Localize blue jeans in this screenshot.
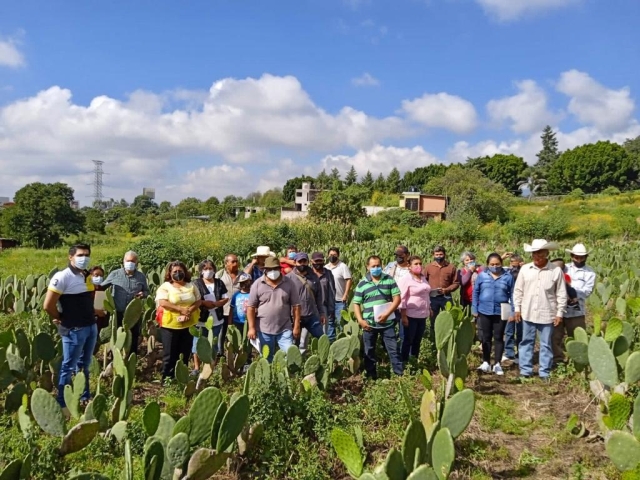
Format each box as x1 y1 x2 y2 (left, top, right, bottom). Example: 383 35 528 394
57 324 98 406
363 325 403 378
519 321 553 378
325 302 343 342
258 330 294 363
300 314 326 353
192 324 223 354
401 317 426 362
504 320 523 358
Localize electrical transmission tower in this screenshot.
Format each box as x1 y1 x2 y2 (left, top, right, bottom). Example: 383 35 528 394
91 160 105 207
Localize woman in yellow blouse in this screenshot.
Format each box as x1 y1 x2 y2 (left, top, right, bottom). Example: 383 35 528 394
155 261 202 380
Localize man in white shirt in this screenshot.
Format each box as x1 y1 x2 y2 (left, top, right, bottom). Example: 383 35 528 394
552 243 596 365
514 239 568 380
325 247 352 331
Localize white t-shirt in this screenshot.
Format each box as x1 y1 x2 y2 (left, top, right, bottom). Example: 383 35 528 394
325 261 352 300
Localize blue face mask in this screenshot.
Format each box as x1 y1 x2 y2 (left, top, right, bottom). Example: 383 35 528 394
75 256 90 270
467 262 476 268
370 266 382 277
124 261 136 271
489 266 502 274
288 252 297 260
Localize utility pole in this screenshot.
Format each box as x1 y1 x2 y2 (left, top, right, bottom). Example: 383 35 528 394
91 160 105 208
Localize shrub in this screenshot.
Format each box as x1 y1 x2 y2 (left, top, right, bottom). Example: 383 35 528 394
506 208 570 241
601 186 621 196
567 188 585 200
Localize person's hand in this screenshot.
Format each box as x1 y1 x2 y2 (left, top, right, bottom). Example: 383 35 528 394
402 317 409 327
52 318 61 326
377 312 390 323
437 288 444 295
342 296 348 302
554 316 563 327
473 313 478 318
293 324 302 339
358 319 371 331
429 309 434 318
247 327 257 340
502 252 512 259
135 292 144 299
508 316 514 323
251 258 258 265
514 312 521 323
181 307 191 316
320 315 326 325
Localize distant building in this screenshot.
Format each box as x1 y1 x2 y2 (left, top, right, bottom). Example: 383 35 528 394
143 188 156 200
398 192 447 220
294 182 321 212
70 201 80 210
0 196 10 205
0 238 18 251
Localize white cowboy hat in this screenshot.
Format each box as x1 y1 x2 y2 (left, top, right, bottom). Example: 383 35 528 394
251 246 276 258
523 239 559 253
565 243 591 256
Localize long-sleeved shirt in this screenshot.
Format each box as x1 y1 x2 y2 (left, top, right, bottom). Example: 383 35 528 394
102 268 149 313
398 274 431 318
472 270 514 317
514 261 567 324
315 268 336 319
458 267 482 305
286 267 326 318
423 261 460 295
564 263 596 318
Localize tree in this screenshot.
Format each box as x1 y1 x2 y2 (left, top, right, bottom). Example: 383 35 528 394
3 182 85 248
329 168 341 182
401 164 449 192
360 171 374 189
203 196 220 215
130 195 158 216
424 166 512 223
282 175 315 203
260 188 285 207
175 197 204 217
345 166 358 187
465 154 528 194
536 125 560 171
308 186 368 225
245 191 262 204
547 141 638 194
158 201 173 213
315 170 331 190
386 167 402 193
373 173 386 192
84 208 106 234
518 169 548 200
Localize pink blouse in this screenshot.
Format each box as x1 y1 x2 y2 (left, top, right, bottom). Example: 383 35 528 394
398 274 431 318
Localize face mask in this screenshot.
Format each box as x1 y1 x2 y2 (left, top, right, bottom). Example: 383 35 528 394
370 266 382 277
296 265 306 272
172 271 186 282
266 270 281 280
75 256 90 270
489 266 502 274
91 276 103 285
288 252 297 260
124 261 136 271
313 263 323 270
467 262 476 268
240 281 251 291
328 255 338 264
395 255 405 264
434 257 444 263
574 261 586 268
202 270 214 280
411 265 422 274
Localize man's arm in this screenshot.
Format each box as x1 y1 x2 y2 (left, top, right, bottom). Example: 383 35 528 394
574 270 596 300
246 306 257 340
513 269 524 321
243 261 255 275
43 290 62 325
343 278 352 302
444 265 460 293
101 270 117 289
292 304 302 339
353 303 370 331
555 270 568 320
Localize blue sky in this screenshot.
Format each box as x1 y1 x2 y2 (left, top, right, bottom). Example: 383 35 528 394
0 0 638 204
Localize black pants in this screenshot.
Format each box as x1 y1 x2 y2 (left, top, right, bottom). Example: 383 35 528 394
401 317 427 362
477 314 506 364
160 327 193 379
116 311 141 356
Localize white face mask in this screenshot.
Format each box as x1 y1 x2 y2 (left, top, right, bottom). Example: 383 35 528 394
91 276 103 285
266 270 281 280
202 270 214 280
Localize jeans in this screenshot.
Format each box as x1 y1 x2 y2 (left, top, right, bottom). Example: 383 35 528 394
116 311 141 356
326 303 342 343
477 314 506 364
429 296 451 344
519 321 554 378
552 316 586 364
299 314 326 353
362 325 403 378
57 324 98 406
504 320 523 359
160 327 193 379
401 317 426 362
191 324 223 354
258 330 294 363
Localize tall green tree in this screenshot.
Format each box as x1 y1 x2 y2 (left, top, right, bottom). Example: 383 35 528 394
308 186 367 225
360 170 374 189
282 175 315 203
83 208 106 234
203 196 220 214
385 167 402 193
329 168 341 182
175 197 204 217
401 164 449 192
3 182 85 248
518 168 548 200
131 195 158 216
547 141 638 194
260 188 285 207
315 170 331 190
345 166 358 187
373 173 386 192
158 201 173 213
465 154 527 194
536 125 560 171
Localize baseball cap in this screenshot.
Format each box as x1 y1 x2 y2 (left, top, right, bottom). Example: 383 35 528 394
311 252 324 262
237 273 252 283
295 252 309 262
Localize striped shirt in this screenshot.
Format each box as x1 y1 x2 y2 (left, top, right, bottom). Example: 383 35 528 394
352 273 400 328
514 261 567 324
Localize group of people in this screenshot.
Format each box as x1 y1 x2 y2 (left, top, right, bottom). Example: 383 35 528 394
43 237 595 407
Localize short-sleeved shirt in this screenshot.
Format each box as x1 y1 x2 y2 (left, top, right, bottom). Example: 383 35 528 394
48 267 96 328
155 282 201 329
101 268 149 313
325 261 352 300
231 291 251 324
352 273 400 328
247 275 301 335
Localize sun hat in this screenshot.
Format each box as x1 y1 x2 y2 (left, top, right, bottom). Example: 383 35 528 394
251 246 275 258
565 243 591 256
523 239 559 253
264 257 280 268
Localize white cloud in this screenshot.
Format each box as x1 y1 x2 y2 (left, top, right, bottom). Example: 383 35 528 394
0 34 25 68
351 73 380 87
476 0 579 22
447 136 539 164
402 92 478 134
320 144 439 177
487 80 562 133
557 69 636 132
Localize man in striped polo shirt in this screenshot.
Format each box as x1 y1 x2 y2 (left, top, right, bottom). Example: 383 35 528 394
353 255 403 379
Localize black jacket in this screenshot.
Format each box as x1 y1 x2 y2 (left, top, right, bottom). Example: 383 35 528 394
193 278 228 324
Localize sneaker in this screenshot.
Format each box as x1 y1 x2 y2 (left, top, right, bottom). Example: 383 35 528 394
501 355 511 363
478 361 491 373
493 364 504 376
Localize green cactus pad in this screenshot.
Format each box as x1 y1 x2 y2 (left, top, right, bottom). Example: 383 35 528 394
383 448 406 480
401 421 427 473
318 335 330 363
188 387 223 447
175 356 190 385
90 394 106 422
216 394 249 452
210 402 227 449
195 336 212 364
143 401 161 436
432 427 455 480
566 340 589 366
0 459 23 480
112 348 125 377
155 413 176 441
588 335 619 387
455 319 474 356
33 332 56 363
173 415 192 437
329 337 351 363
167 432 191 469
407 465 439 480
143 439 165 480
6 352 26 379
434 311 454 351
286 345 303 372
438 349 450 377
185 448 229 480
60 420 100 456
110 421 127 443
18 403 32 439
605 318 623 343
5 382 27 414
572 327 589 345
633 394 640 441
440 388 475 439
122 298 143 331
31 388 66 437
609 393 632 431
420 390 438 437
304 355 321 375
331 428 363 477
606 431 640 471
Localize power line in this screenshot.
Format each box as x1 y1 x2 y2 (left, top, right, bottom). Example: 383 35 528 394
89 160 108 207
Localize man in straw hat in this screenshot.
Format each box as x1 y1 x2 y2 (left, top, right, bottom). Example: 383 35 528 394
244 246 276 281
513 239 568 380
552 243 596 365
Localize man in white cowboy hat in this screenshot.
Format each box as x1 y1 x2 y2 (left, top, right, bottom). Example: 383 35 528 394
513 239 568 380
244 246 276 281
552 243 596 365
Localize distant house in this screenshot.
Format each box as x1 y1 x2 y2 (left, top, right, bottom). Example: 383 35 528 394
399 192 448 220
294 182 321 212
0 238 18 251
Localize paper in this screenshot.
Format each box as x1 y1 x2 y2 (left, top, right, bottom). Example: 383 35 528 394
250 336 261 354
500 303 512 321
94 291 106 310
373 302 396 322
